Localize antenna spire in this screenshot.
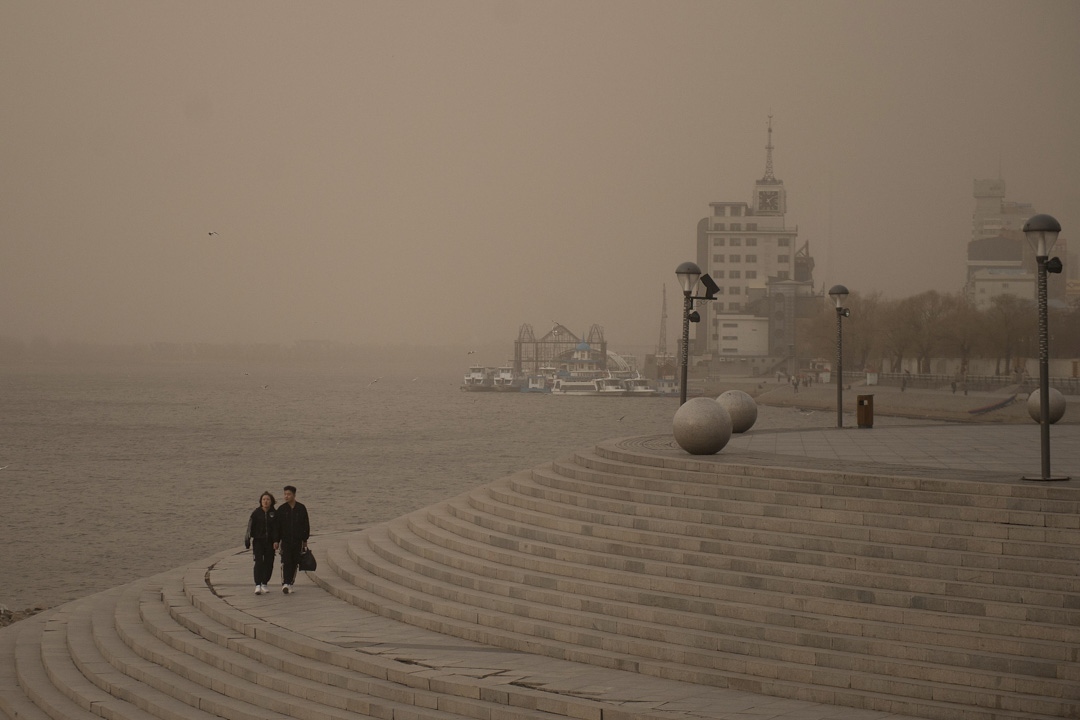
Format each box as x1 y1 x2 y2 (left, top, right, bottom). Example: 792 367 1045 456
762 114 776 182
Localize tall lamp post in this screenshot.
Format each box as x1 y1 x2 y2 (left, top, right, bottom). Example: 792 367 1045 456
828 285 850 429
1021 214 1068 481
675 262 719 405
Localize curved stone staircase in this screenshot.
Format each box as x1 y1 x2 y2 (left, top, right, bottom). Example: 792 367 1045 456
2 435 1078 720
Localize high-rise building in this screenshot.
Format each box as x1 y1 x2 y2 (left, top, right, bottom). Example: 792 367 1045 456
694 117 815 364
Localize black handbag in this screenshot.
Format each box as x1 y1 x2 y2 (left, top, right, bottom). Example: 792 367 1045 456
298 548 317 572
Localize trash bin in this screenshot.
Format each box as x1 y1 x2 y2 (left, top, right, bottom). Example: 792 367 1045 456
857 394 874 428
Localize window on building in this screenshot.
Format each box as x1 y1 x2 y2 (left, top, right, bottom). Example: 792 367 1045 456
722 322 738 328
713 238 725 246
746 270 757 279
730 223 742 231
745 254 757 263
729 254 740 263
730 238 741 247
746 237 757 246
728 302 741 311
778 255 790 263
778 237 791 247
730 286 741 295
730 206 742 217
729 270 740 279
746 223 757 231
713 223 725 231
777 271 789 280
714 270 724 278
712 254 723 263
722 348 738 354
714 207 725 217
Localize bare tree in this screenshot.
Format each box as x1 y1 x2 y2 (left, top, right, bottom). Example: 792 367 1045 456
984 294 1034 375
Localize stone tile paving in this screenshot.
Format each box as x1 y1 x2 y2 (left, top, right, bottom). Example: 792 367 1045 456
632 423 1079 483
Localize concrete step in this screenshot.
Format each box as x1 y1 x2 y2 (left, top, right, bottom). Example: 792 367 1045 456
0 617 53 720
11 610 109 720
371 510 1079 702
326 519 1077 719
447 487 1080 635
511 469 1080 603
145 570 549 720
586 443 1080 518
424 497 1078 645
399 506 1076 666
551 455 1080 551
187 546 660 720
516 469 1079 594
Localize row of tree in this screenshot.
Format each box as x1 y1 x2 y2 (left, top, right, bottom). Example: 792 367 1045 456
799 291 1080 375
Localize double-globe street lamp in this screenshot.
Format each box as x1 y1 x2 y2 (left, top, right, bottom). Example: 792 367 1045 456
675 262 719 405
1021 214 1069 481
828 285 850 429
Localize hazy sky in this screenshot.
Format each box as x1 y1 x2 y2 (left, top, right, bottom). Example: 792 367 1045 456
2 1 1078 354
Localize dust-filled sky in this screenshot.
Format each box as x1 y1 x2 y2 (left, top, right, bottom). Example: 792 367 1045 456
2 1 1078 353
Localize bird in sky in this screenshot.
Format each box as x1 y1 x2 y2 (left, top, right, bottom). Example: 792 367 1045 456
467 350 476 355
208 231 218 236
368 377 381 386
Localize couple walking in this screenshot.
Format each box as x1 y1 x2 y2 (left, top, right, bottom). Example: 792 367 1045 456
243 485 311 595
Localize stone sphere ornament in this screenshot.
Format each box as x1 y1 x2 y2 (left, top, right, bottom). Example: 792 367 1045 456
716 390 758 433
1027 388 1066 424
673 397 733 455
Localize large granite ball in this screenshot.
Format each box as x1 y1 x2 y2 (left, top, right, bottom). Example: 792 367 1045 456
716 390 758 433
673 397 732 455
1027 388 1066 424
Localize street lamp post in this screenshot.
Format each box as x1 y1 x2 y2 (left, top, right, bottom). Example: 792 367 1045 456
1021 214 1068 481
828 285 850 429
675 262 719 405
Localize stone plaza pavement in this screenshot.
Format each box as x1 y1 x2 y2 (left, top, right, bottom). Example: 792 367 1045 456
204 421 1077 720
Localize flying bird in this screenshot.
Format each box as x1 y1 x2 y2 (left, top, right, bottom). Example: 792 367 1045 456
368 377 381 386
208 231 218 236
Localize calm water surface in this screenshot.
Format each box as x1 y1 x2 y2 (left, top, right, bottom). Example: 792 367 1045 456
1 358 845 610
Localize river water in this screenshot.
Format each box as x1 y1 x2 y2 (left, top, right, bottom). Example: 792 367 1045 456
1 358 859 611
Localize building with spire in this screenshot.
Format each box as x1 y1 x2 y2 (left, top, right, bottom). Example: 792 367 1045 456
693 117 816 373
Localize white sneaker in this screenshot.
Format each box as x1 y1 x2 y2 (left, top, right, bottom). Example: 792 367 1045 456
255 585 263 595
282 584 292 594
261 584 269 593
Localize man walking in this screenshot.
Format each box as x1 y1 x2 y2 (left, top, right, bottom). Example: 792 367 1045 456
275 484 310 594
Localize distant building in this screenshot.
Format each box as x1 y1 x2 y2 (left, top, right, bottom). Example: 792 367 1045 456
965 179 1070 308
694 117 816 367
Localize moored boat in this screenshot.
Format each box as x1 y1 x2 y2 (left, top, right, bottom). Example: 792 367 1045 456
460 366 495 391
492 366 524 392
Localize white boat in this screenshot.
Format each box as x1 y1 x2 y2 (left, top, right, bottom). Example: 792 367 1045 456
551 375 626 396
460 366 495 391
623 375 658 396
595 376 628 396
492 366 523 392
521 374 551 393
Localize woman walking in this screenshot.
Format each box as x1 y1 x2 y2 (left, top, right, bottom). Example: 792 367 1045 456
244 491 280 595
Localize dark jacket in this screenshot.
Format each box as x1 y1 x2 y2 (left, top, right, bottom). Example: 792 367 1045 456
277 501 310 543
244 507 279 549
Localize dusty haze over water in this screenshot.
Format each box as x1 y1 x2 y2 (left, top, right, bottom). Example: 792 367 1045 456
2 1 1078 353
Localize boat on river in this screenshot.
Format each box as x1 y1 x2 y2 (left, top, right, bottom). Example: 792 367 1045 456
460 366 494 391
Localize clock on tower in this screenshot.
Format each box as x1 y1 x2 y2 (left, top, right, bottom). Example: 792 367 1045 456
758 190 779 213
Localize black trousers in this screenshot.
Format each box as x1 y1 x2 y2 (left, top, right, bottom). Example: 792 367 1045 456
280 539 303 586
252 539 275 586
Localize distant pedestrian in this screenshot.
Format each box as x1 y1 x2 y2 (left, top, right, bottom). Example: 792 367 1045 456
276 485 311 594
793 376 800 394
244 491 279 595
